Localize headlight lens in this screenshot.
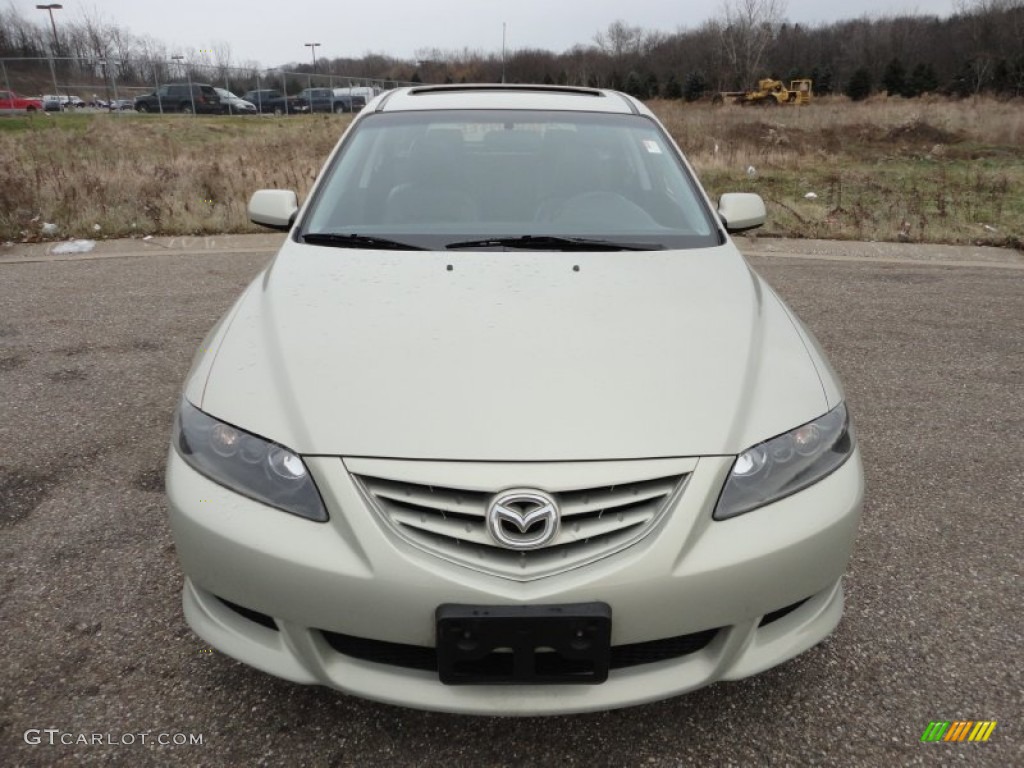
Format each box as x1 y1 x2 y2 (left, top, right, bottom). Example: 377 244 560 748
172 399 327 522
713 402 854 520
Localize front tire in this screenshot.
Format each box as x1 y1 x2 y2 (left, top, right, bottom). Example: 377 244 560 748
181 103 194 115
137 103 148 113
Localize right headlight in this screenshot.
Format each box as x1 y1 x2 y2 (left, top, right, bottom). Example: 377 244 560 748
172 398 327 522
713 402 855 520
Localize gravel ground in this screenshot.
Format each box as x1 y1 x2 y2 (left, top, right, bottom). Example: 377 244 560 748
0 237 1021 767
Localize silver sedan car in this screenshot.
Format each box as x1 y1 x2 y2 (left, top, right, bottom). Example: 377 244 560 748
166 84 864 715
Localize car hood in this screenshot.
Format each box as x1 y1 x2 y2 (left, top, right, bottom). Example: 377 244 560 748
190 242 834 460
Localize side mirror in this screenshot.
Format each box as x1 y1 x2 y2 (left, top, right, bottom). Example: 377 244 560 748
718 193 766 233
248 189 299 231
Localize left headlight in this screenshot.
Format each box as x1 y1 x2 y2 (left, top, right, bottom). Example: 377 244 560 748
172 399 328 522
713 402 855 521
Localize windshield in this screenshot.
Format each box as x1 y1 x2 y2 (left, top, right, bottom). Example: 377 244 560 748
300 110 720 250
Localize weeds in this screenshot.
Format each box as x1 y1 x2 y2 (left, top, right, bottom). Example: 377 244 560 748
671 96 1024 247
0 97 1022 248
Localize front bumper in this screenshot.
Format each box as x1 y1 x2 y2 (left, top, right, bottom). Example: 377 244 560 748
166 448 864 715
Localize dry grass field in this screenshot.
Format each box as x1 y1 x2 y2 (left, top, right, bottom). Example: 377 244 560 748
1 96 1022 248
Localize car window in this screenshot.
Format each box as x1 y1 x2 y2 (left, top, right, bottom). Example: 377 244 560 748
301 110 718 250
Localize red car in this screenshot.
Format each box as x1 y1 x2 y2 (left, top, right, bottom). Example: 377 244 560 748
0 90 43 115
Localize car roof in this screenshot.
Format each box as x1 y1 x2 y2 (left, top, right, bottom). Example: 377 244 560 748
374 84 647 116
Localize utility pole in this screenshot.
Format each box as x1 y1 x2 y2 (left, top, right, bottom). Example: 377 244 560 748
36 4 63 106
305 43 321 74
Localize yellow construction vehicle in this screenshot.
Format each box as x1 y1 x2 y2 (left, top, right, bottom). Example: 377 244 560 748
713 78 813 106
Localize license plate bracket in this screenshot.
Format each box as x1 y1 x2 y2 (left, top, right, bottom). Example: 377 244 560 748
436 603 612 685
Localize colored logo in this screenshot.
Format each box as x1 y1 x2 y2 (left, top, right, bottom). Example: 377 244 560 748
920 721 997 742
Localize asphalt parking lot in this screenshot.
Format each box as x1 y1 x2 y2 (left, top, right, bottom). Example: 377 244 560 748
1 236 1021 767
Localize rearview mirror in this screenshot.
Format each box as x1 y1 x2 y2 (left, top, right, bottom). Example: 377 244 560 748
718 193 766 233
248 190 299 231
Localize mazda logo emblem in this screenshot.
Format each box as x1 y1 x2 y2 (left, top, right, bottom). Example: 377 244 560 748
486 489 560 550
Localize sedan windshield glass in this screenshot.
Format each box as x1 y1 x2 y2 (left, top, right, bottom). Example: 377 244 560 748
300 110 720 250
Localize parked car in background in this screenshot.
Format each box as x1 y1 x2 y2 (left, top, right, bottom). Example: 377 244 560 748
332 86 382 111
242 89 307 115
215 88 257 115
0 90 43 114
135 83 225 114
296 87 352 113
109 98 136 111
41 94 63 111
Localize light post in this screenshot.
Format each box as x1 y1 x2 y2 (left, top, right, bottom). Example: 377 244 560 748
36 4 62 106
304 42 320 74
171 55 196 115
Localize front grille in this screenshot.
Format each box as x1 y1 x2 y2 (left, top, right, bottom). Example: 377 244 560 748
320 628 718 672
353 469 689 580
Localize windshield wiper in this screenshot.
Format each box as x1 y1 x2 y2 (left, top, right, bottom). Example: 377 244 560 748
302 232 426 250
445 235 662 251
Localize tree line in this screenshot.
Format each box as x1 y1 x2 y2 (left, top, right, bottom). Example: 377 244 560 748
1 0 1021 101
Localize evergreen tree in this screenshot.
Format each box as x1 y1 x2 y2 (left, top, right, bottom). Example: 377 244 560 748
624 70 645 98
644 72 659 99
845 67 872 101
682 71 708 102
663 73 683 99
410 71 422 84
948 61 973 97
907 63 938 97
817 66 834 95
991 59 1011 95
881 58 906 96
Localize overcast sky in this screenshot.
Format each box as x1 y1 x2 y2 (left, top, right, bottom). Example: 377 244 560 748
59 0 957 67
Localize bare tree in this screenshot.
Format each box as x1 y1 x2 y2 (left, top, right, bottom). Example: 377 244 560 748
210 40 233 85
716 0 788 87
594 20 644 60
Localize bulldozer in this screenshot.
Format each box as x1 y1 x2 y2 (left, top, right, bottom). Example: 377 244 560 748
714 78 813 106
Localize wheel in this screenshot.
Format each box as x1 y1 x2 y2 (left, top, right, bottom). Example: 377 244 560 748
273 106 284 116
181 103 194 114
137 103 148 113
334 103 347 114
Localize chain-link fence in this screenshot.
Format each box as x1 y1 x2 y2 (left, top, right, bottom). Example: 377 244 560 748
1 55 414 113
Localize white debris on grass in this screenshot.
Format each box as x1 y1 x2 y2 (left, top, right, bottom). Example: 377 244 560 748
93 224 101 232
746 165 757 178
51 239 96 255
41 222 59 236
804 192 818 199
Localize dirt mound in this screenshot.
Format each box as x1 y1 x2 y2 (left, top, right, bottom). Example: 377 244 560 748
885 119 961 144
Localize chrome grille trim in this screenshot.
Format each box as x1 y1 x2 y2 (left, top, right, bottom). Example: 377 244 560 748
350 463 691 581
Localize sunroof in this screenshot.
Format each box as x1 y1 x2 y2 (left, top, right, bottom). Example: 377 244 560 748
408 85 605 98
